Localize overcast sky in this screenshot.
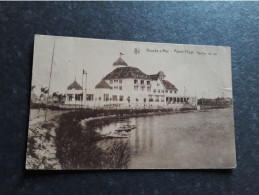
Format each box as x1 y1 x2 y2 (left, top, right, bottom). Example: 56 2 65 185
32 35 233 98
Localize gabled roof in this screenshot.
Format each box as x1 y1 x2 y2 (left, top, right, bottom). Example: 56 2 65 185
67 80 83 90
113 57 128 66
162 80 178 91
103 67 149 80
95 80 112 89
148 71 166 80
148 74 160 80
158 71 166 77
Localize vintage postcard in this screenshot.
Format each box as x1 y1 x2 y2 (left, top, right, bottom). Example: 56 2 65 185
26 35 236 169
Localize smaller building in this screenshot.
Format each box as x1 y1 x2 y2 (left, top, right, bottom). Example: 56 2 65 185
65 79 83 107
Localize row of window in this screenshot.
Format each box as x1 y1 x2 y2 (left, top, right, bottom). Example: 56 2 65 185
133 86 176 94
67 94 182 103
153 89 176 94
110 79 122 84
103 96 166 103
67 94 83 101
103 94 124 101
113 86 122 90
166 97 189 103
67 94 94 101
134 86 152 92
134 79 151 85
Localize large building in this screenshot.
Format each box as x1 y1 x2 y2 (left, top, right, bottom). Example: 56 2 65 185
64 56 197 109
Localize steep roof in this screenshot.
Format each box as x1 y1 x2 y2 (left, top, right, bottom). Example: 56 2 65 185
149 71 166 80
113 57 128 66
95 80 112 89
103 67 149 80
162 80 178 91
148 74 160 80
67 80 83 90
158 71 166 77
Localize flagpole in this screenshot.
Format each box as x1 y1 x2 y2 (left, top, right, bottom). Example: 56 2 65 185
45 41 56 121
82 69 87 108
85 70 87 107
81 70 83 108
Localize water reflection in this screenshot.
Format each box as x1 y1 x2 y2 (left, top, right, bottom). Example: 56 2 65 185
96 108 235 169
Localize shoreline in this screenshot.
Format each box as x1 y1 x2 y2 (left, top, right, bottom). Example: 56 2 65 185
26 107 230 169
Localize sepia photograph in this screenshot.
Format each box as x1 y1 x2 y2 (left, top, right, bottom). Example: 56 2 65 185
26 35 236 170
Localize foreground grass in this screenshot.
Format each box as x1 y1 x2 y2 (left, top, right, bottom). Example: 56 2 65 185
55 109 132 169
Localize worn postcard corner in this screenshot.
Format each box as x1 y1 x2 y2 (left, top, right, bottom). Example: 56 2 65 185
26 35 236 170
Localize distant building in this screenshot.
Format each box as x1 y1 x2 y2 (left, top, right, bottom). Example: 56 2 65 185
65 79 83 107
65 56 197 109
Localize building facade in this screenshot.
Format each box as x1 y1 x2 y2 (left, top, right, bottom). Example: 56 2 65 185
64 79 84 108
65 56 197 109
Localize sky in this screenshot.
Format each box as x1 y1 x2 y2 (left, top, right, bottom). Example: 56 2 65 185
31 35 233 98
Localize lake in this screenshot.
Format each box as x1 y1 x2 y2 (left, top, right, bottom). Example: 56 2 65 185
96 107 236 169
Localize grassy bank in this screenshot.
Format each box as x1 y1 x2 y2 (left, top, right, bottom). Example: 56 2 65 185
55 109 129 169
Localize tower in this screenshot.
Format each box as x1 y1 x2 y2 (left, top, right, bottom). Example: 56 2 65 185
113 52 128 68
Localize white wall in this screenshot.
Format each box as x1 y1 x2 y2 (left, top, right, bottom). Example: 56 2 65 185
65 77 197 109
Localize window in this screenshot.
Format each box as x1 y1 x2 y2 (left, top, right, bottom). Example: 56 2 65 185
68 94 73 101
119 95 123 101
155 95 159 102
119 86 122 90
110 80 113 84
75 94 82 101
112 95 118 101
134 86 138 91
161 90 164 93
119 79 122 84
147 81 150 85
147 87 151 92
158 89 160 93
114 80 118 83
166 90 168 93
134 79 138 84
141 80 144 85
174 91 177 94
114 86 118 90
157 83 160 86
86 94 94 101
104 94 109 101
170 90 172 94
153 89 156 93
161 97 165 102
141 86 145 91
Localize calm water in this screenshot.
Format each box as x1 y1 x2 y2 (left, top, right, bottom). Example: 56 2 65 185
96 108 236 169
